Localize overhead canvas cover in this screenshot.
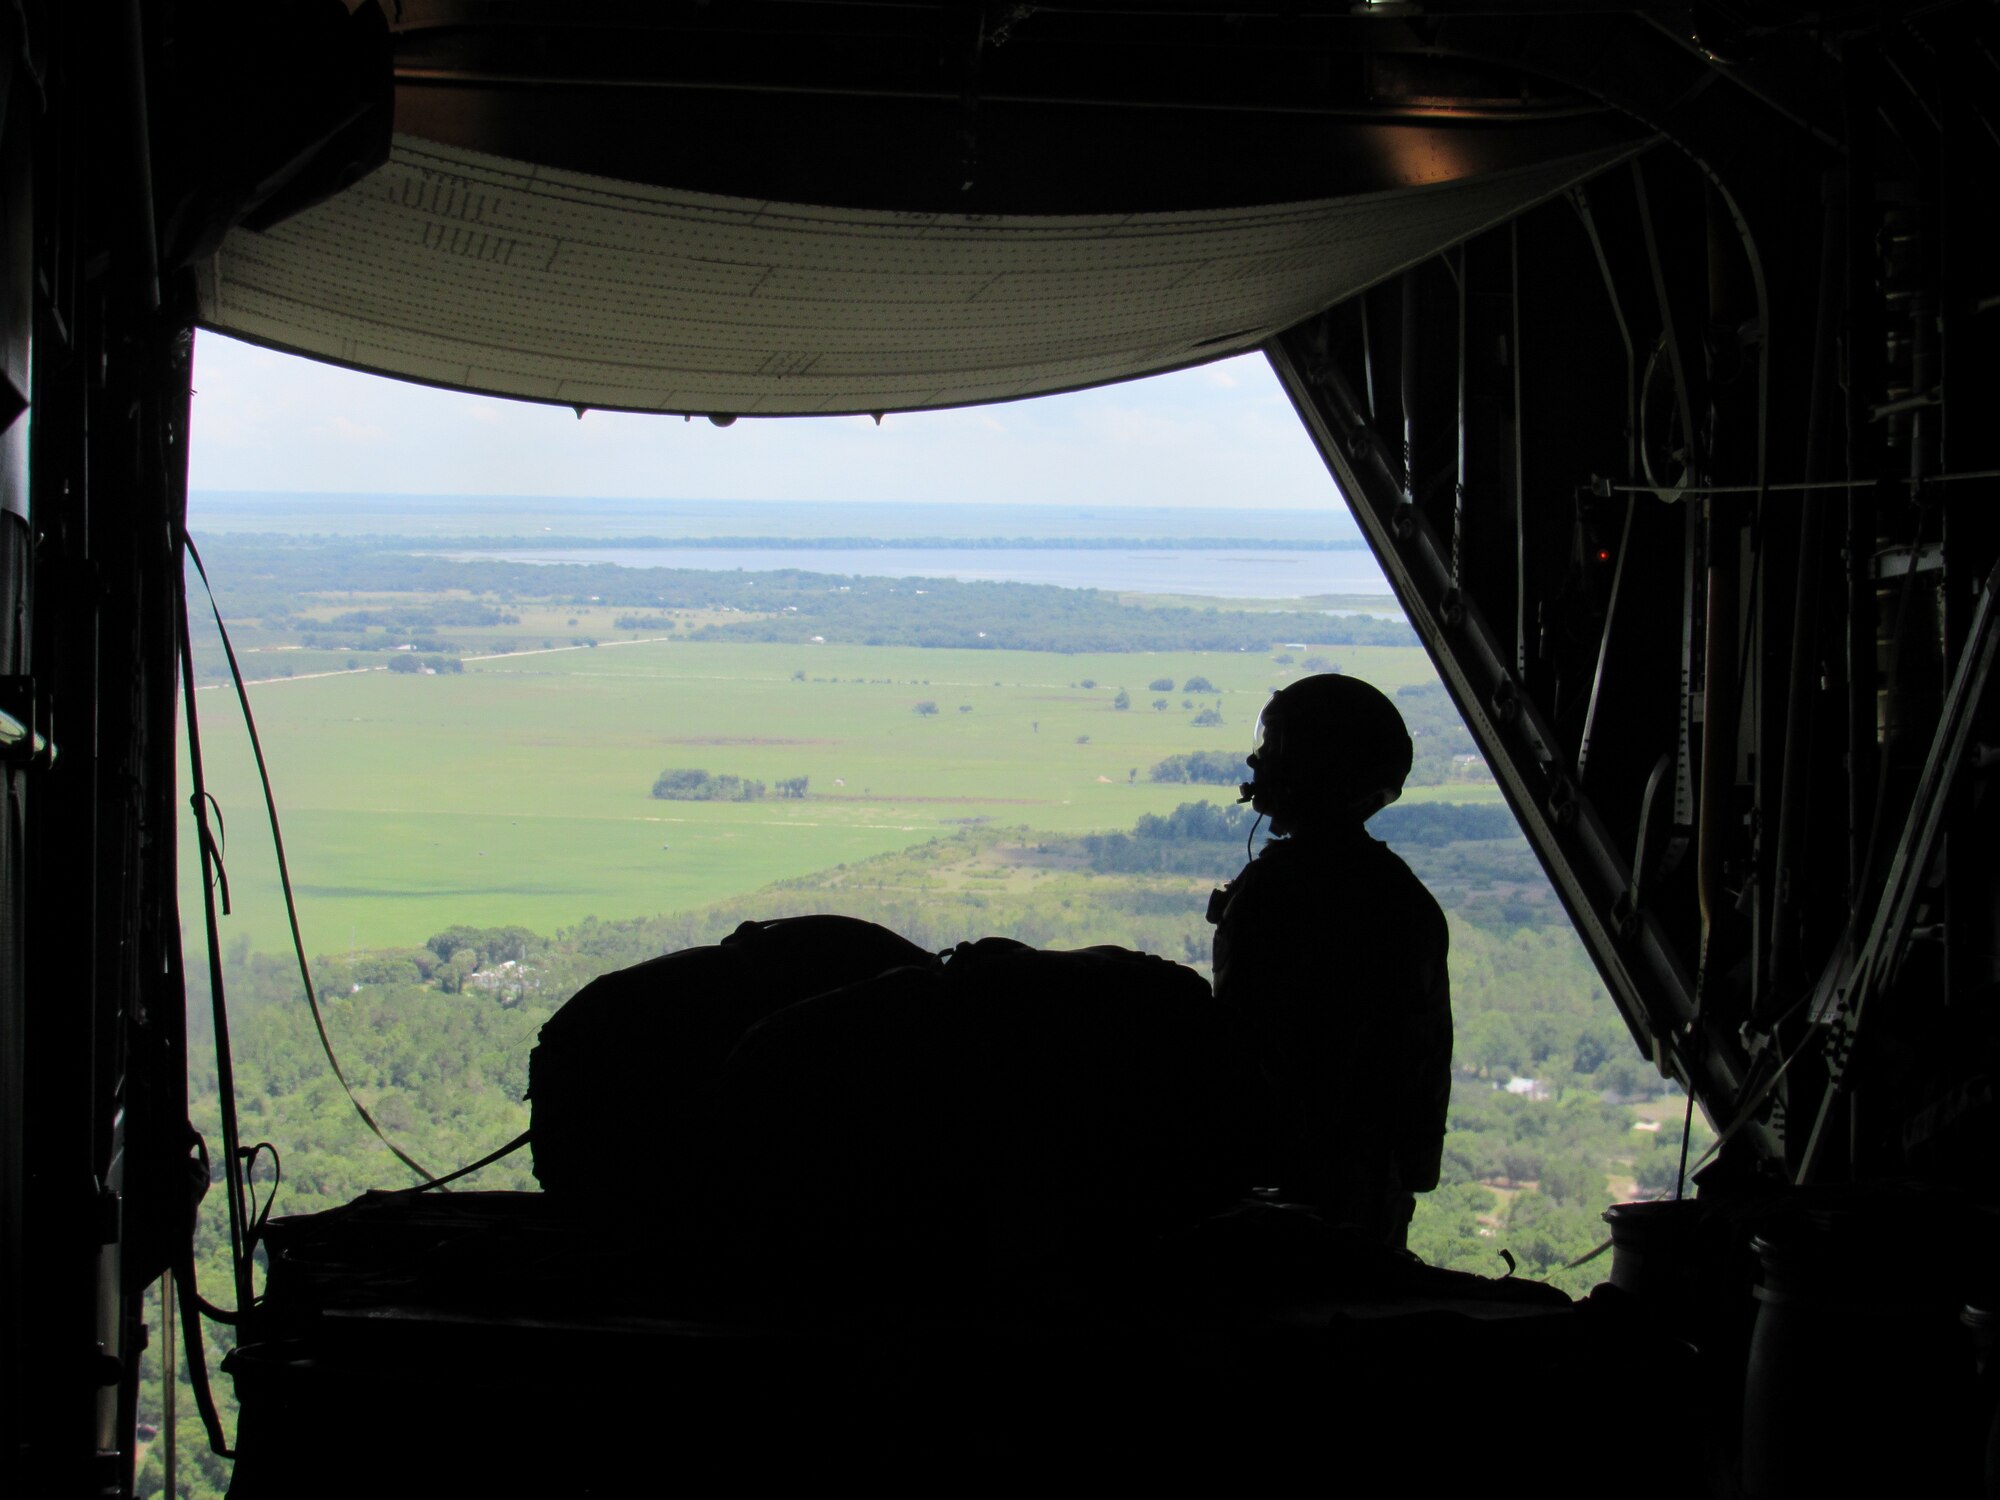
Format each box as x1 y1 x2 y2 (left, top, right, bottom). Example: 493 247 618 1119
195 134 1642 417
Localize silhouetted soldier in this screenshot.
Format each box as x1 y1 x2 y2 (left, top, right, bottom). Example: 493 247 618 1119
1208 674 1451 1250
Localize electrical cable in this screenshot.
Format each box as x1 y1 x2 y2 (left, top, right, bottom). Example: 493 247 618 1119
1680 1032 1814 1182
1673 922 1711 1203
1850 504 1935 940
1674 1082 1699 1199
167 382 257 1464
1448 242 1467 614
144 334 245 1458
163 536 532 1456
394 1128 534 1194
1683 496 1941 1186
1665 504 1762 1205
183 537 442 1184
175 544 257 1322
1563 1237 1614 1271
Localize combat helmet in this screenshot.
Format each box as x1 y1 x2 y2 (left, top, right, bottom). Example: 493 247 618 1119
1240 673 1414 829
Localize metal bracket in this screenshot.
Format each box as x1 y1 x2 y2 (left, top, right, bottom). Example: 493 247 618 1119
0 674 54 768
1871 541 1943 581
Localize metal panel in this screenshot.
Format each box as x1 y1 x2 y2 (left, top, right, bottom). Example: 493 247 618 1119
197 134 1642 416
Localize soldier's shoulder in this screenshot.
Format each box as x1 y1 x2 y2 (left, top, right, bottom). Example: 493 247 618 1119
1210 843 1302 923
1352 835 1446 916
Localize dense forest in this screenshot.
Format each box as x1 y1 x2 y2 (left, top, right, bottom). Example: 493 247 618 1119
138 803 1700 1499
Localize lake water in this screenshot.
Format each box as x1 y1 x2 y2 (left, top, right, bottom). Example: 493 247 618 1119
439 545 1391 600
191 492 1366 545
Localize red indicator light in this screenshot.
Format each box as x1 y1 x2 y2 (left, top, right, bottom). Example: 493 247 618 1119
1597 549 1610 562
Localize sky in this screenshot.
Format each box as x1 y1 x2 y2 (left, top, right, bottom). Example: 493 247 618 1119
189 333 1346 511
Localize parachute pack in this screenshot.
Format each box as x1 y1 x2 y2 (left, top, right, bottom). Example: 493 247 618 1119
529 921 1264 1260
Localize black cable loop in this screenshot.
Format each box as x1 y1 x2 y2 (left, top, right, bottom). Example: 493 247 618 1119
241 1140 282 1252
194 794 231 913
199 788 226 857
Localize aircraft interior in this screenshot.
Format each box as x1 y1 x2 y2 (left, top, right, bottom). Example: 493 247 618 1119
5 1 2000 1493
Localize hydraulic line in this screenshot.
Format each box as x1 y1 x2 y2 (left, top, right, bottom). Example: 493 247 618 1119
1401 269 1419 516
1767 171 1843 1003
1697 530 1735 942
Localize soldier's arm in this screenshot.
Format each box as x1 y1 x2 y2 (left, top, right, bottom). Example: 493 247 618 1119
1392 906 1453 1194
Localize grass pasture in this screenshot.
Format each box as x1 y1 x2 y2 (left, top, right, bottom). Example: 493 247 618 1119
183 636 1455 955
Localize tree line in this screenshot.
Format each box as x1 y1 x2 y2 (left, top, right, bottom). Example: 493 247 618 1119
651 768 809 801
1066 799 1541 923
186 535 1417 670
386 654 463 675
1140 686 1488 792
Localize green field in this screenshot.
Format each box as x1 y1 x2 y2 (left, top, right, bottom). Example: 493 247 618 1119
183 636 1464 954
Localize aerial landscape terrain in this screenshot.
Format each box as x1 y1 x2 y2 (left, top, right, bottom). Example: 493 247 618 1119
143 496 1706 1498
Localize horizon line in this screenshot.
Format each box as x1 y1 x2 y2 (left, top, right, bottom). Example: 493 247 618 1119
189 488 1353 513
